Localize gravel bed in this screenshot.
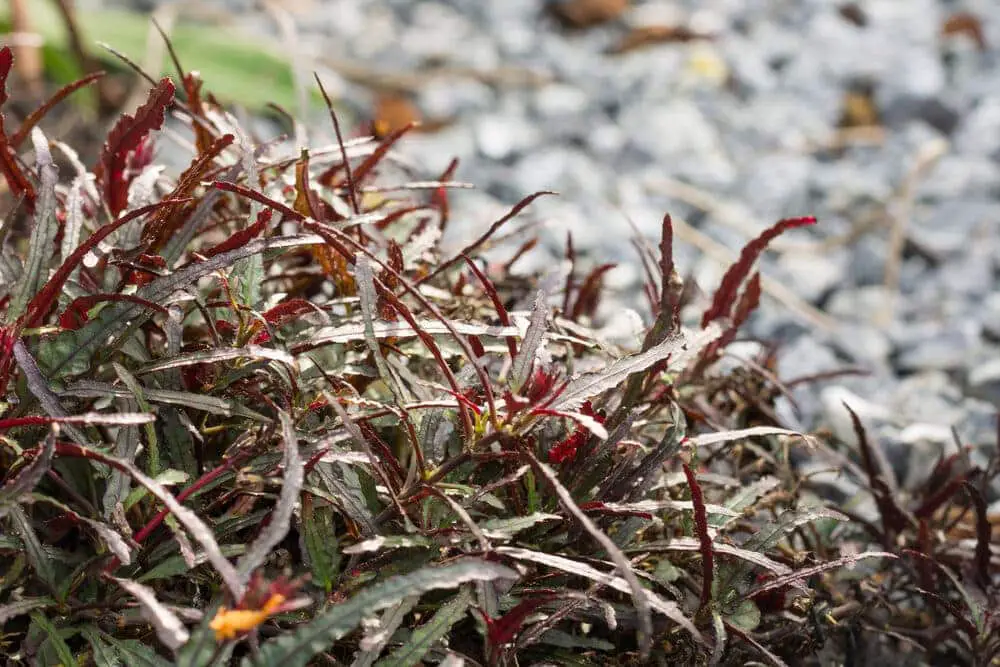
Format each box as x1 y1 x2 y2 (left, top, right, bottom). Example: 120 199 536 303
104 0 999 503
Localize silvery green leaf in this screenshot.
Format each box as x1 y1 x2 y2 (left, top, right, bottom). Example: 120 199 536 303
111 577 190 651
6 128 58 324
550 322 723 412
376 587 473 667
479 512 562 540
510 290 547 392
236 411 304 585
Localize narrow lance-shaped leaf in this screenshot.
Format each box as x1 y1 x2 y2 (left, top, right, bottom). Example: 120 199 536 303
13 340 91 446
113 362 161 477
95 77 174 216
0 46 36 210
19 490 136 564
689 426 808 448
111 577 190 652
6 128 58 325
510 290 547 393
10 71 106 150
60 382 271 422
30 612 78 667
299 495 339 593
163 161 245 264
0 598 54 626
141 133 235 251
745 552 897 599
701 216 815 327
10 504 58 593
0 412 155 430
59 293 170 330
741 507 850 553
683 462 714 610
418 190 554 285
101 631 176 667
59 179 85 288
24 198 192 329
551 322 723 412
135 345 297 375
355 255 405 403
237 411 304 585
462 255 519 358
80 627 126 667
351 596 419 667
231 123 265 307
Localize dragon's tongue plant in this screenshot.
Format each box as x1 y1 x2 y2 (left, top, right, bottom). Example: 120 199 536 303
0 36 994 667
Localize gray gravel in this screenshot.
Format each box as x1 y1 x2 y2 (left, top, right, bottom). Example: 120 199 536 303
109 0 999 498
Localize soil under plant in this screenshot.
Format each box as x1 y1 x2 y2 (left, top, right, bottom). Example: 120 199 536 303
0 33 998 667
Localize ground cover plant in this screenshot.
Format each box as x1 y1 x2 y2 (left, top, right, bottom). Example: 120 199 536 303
0 37 998 667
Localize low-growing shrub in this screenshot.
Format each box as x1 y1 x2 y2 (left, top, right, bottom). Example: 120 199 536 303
0 41 996 667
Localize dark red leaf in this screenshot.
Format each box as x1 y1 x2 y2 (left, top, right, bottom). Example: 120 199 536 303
701 216 815 327
95 77 175 216
374 204 426 232
117 252 167 287
462 255 518 359
570 263 616 321
203 208 273 258
181 72 217 156
249 297 315 343
657 213 681 326
0 46 36 211
142 133 234 251
503 237 538 272
683 462 714 610
433 158 459 231
377 240 404 320
482 595 556 649
961 482 991 589
697 271 761 369
844 403 910 543
313 74 360 215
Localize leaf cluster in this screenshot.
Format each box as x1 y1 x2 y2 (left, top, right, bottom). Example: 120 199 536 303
0 38 996 667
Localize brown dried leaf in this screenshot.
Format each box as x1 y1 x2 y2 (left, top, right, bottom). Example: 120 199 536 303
941 12 987 51
550 0 628 28
609 25 713 54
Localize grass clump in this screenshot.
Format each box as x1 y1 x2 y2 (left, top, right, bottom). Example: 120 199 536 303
0 40 997 667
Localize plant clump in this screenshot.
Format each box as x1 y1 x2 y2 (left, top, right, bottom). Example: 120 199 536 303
0 41 997 667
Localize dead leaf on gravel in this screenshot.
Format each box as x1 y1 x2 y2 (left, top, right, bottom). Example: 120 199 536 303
371 92 452 138
941 12 987 51
549 0 628 29
608 25 713 54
